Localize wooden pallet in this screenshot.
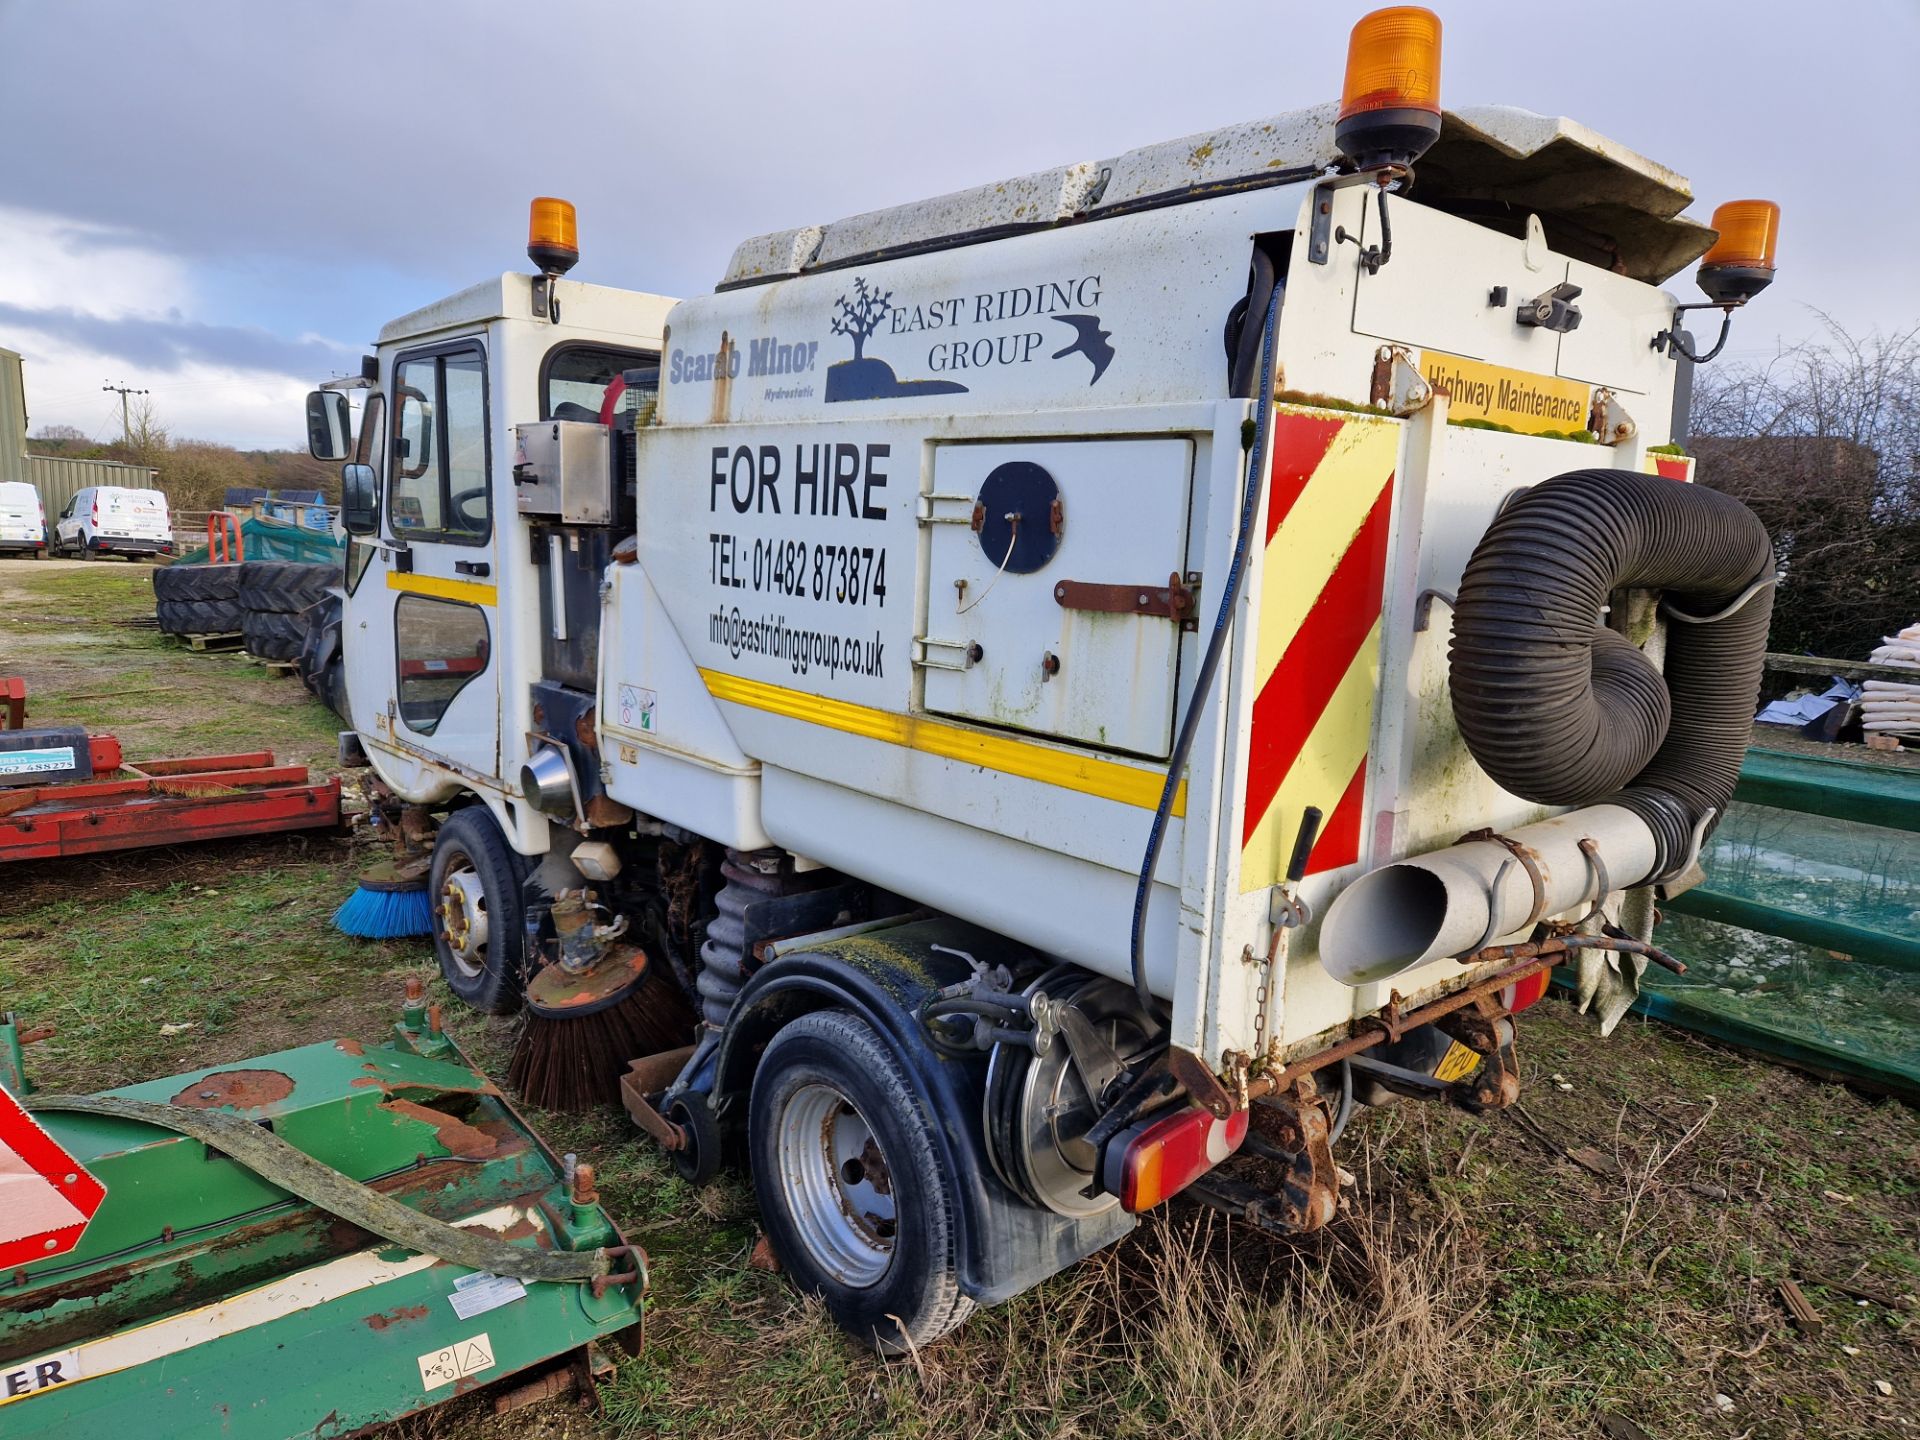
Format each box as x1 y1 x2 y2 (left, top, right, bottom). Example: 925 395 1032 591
180 632 244 652
251 658 299 677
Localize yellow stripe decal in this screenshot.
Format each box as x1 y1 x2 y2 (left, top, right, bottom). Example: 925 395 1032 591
699 668 1186 816
386 571 498 606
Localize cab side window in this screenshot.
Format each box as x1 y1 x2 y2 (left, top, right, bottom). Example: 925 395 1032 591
541 343 657 421
389 345 489 544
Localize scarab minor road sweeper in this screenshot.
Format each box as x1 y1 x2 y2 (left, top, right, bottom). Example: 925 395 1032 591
2 14 1792 1432
303 6 1784 1353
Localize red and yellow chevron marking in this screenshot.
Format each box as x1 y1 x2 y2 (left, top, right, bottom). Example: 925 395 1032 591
1240 409 1401 893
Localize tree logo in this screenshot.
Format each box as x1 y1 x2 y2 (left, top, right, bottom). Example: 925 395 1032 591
824 276 968 403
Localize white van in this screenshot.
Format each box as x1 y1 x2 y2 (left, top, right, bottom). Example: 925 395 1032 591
53 485 174 560
0 481 47 558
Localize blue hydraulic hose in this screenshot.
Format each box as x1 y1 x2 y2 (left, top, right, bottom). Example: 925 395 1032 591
1129 284 1284 1024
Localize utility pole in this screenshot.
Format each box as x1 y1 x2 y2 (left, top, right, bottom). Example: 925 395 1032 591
102 381 148 446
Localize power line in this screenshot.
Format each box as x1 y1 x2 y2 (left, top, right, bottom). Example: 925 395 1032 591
101 381 149 445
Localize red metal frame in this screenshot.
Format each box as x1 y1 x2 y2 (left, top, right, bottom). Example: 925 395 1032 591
0 745 341 862
208 512 244 563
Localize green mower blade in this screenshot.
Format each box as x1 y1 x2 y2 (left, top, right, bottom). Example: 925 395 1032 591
0 1029 644 1437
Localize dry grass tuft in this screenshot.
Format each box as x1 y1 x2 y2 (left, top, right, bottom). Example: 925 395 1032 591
601 1130 1583 1440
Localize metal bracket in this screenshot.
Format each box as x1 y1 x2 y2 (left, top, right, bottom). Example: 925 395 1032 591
1588 387 1638 446
1368 345 1432 415
1306 169 1404 267
916 492 978 526
1413 588 1456 633
1516 280 1583 333
911 636 981 672
1052 571 1197 625
1457 827 1547 954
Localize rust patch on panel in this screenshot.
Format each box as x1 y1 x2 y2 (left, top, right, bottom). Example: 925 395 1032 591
378 1098 500 1158
170 1068 296 1109
362 1304 430 1331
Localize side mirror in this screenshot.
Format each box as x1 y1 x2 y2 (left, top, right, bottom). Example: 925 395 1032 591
340 462 378 536
306 391 352 462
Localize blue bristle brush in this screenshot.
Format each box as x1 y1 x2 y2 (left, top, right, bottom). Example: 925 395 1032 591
333 858 435 939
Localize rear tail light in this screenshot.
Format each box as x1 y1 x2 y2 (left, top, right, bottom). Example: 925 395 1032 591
1102 1103 1248 1213
1500 968 1551 1015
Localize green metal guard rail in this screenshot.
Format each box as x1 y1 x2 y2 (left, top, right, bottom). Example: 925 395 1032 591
1660 748 1920 971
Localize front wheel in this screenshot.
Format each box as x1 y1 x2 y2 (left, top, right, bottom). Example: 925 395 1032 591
749 1010 975 1353
428 806 531 1013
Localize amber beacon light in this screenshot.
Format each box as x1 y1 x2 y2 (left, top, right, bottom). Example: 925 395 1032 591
527 197 580 277
1334 7 1444 170
1696 199 1780 305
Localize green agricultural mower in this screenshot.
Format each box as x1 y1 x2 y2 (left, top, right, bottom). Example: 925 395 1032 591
0 987 645 1437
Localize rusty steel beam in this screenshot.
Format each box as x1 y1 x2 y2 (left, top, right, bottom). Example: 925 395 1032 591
1246 954 1553 1102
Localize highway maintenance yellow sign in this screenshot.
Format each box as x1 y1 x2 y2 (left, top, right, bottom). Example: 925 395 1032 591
1420 351 1592 435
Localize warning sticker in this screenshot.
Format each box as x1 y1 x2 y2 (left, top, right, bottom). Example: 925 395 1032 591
449 1271 527 1320
617 683 656 734
417 1332 496 1391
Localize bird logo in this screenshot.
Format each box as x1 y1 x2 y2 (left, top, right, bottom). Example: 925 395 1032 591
1050 314 1114 385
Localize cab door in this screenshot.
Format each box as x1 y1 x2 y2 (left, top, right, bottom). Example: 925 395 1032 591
363 339 503 781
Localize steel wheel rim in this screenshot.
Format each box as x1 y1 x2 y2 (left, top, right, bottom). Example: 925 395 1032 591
438 860 490 978
776 1082 895 1288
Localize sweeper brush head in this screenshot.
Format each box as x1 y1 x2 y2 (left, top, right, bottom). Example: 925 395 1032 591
333 858 435 939
509 946 697 1112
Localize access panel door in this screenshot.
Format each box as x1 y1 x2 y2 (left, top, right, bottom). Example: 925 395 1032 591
920 438 1193 758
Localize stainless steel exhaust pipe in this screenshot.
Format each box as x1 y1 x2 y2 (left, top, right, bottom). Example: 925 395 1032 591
1318 804 1658 986
520 745 575 815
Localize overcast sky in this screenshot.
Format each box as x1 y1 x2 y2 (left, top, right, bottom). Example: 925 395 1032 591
1 1 1913 450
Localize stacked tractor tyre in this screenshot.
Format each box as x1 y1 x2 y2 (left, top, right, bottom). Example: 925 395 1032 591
152 562 243 636
296 591 349 721
152 560 345 719
239 561 334 662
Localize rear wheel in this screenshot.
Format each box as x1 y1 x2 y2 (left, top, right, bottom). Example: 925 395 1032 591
429 806 531 1014
749 1010 975 1353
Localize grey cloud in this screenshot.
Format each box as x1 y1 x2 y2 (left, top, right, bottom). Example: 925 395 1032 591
0 301 353 380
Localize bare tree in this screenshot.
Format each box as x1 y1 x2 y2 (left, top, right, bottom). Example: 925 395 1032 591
830 277 893 361
1690 318 1920 660
106 395 169 469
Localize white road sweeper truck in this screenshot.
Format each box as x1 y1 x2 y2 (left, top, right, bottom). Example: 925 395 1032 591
311 8 1784 1349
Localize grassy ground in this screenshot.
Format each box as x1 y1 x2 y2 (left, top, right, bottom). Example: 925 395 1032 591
1 558 1915 1439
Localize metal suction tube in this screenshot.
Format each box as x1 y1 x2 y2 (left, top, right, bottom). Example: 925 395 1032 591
1318 804 1657 987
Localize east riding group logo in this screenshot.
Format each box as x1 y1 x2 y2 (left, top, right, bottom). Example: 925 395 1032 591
824 275 1115 403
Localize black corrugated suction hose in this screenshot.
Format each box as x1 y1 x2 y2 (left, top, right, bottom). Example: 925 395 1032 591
1448 468 1774 880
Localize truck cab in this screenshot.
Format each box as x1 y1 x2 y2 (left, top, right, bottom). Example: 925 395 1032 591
323 275 672 848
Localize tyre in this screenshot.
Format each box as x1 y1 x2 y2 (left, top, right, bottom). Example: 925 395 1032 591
429 806 533 1014
240 560 337 613
154 563 241 603
156 598 243 635
749 1010 976 1354
297 594 343 693
242 609 306 661
317 655 349 721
